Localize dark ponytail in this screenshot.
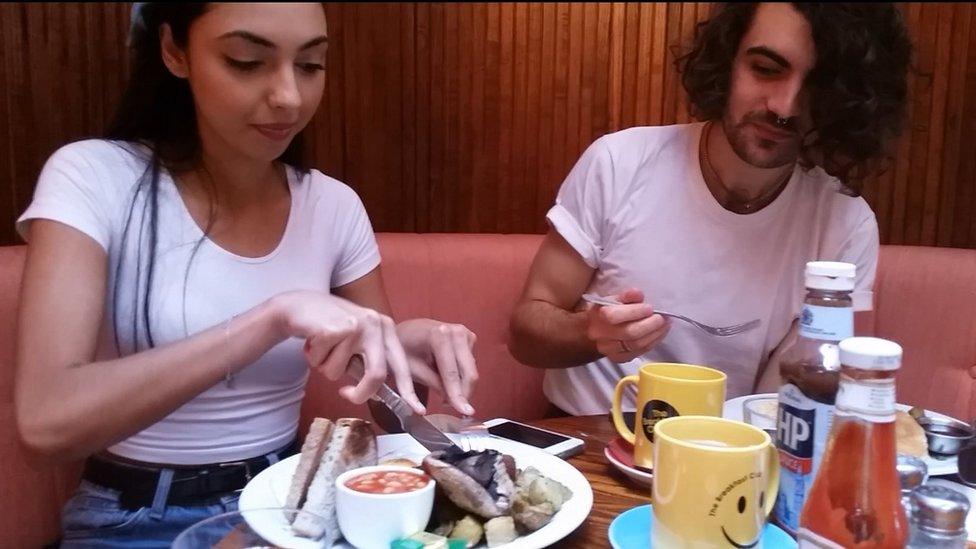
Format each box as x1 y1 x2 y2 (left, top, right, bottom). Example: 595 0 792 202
106 3 308 353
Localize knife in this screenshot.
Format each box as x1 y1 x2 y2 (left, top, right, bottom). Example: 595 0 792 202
346 354 462 453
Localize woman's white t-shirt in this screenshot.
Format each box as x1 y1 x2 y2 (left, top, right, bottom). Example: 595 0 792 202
17 140 381 464
544 123 879 415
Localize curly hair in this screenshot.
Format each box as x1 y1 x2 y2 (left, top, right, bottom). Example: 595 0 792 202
678 3 913 194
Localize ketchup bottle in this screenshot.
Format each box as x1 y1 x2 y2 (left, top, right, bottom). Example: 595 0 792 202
797 337 909 548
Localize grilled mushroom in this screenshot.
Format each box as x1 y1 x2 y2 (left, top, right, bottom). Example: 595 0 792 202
422 448 517 519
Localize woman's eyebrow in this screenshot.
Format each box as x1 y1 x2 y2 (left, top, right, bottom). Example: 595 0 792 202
299 36 329 50
219 30 276 48
218 31 328 51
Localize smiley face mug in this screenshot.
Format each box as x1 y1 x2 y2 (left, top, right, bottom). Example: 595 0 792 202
651 416 780 548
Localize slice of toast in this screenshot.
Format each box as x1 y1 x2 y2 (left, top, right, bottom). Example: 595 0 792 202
293 418 377 543
284 417 335 512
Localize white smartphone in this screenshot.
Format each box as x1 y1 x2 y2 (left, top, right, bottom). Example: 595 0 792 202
482 418 585 459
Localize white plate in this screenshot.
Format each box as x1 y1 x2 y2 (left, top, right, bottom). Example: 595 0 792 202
723 393 960 477
239 433 594 549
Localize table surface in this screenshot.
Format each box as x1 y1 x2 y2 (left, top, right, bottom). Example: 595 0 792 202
528 415 648 549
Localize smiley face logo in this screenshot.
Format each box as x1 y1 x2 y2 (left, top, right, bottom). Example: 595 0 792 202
708 473 766 548
720 492 765 548
641 399 679 442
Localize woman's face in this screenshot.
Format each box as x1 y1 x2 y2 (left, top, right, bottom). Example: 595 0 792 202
165 3 328 163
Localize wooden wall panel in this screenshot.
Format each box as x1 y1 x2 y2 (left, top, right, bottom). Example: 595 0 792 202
2 3 976 249
0 3 131 246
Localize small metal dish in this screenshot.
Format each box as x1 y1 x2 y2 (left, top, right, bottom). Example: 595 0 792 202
916 416 976 456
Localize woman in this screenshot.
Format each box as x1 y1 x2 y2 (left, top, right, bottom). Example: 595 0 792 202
14 3 478 546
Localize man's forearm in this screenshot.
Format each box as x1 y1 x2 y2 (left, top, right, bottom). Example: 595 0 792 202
508 299 602 369
754 320 799 393
754 351 783 393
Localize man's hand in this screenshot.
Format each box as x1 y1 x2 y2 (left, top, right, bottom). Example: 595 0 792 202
586 288 670 362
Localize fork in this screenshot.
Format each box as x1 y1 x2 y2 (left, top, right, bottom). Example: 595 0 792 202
424 414 490 452
457 416 490 453
581 293 761 337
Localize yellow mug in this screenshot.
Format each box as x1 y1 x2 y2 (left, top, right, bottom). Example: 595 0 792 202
611 362 726 469
652 416 780 548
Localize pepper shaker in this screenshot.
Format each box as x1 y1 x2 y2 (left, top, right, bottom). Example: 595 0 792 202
897 454 929 516
906 484 970 548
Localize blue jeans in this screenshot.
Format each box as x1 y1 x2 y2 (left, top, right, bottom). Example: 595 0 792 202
59 480 240 549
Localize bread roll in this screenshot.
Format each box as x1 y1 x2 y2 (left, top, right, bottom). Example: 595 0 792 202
895 410 928 458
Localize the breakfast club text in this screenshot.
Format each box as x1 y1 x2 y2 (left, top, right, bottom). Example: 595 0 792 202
708 472 762 517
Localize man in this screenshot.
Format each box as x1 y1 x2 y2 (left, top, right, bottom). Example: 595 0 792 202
508 3 912 415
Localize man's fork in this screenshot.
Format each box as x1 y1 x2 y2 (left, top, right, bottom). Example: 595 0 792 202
581 293 761 337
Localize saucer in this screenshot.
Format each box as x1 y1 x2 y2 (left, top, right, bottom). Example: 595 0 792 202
604 437 653 486
608 504 796 548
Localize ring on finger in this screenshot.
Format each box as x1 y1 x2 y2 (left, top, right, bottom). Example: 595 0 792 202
347 352 368 378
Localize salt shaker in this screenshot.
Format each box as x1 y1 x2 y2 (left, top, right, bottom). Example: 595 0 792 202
897 454 929 515
907 484 971 548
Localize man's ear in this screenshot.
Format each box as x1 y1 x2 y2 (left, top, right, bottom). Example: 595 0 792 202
160 23 189 79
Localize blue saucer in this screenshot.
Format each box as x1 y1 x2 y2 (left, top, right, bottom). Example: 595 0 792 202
608 504 797 548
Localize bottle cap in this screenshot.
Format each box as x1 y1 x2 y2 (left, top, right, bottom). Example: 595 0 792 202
912 484 970 535
805 261 856 291
839 337 902 371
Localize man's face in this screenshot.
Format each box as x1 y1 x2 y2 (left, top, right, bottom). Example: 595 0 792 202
723 3 816 169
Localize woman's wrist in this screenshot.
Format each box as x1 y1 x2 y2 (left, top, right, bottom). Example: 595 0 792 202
235 297 292 359
263 292 300 342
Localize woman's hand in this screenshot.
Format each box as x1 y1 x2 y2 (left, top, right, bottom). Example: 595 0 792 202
270 290 425 414
395 318 478 416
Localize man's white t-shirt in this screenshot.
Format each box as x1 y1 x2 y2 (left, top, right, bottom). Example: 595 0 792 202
543 122 879 416
16 140 381 464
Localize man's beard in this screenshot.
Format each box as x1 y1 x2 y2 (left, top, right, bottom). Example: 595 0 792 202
723 110 801 169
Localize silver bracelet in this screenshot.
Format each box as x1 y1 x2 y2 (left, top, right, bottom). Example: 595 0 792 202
223 314 239 389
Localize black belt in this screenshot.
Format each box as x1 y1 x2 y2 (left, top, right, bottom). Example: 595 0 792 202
83 439 299 510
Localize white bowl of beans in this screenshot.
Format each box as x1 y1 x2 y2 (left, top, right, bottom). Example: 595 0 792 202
335 465 436 548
